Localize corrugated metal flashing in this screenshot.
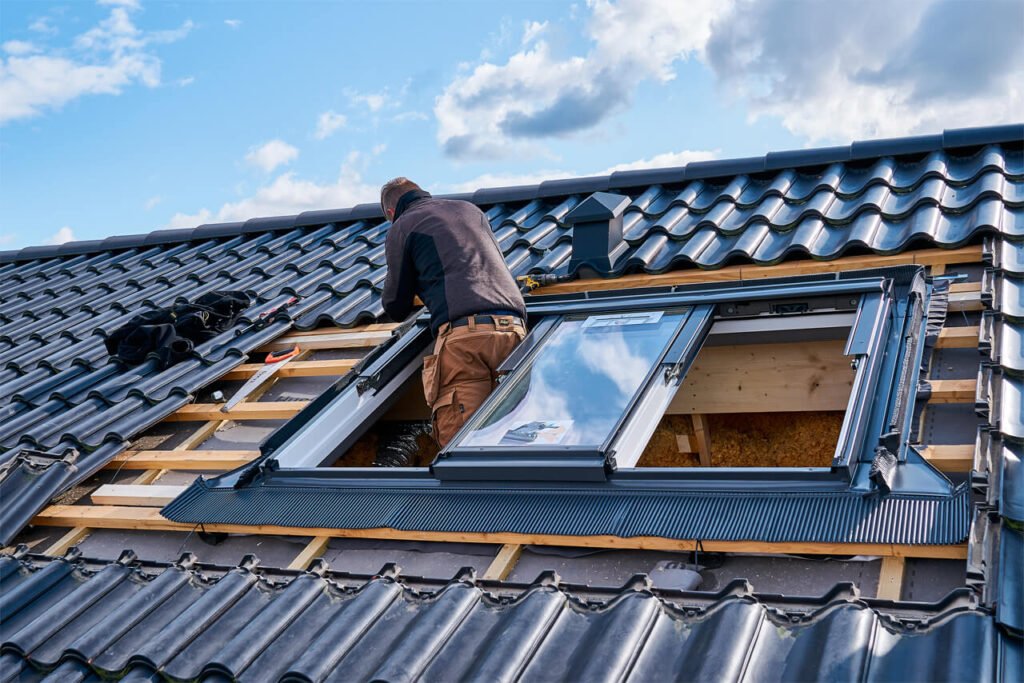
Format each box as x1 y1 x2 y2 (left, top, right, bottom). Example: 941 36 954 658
162 480 972 546
0 549 1018 682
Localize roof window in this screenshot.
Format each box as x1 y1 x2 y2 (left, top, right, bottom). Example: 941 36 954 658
239 266 927 493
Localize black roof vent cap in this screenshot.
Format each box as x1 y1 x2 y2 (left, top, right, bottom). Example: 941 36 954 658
565 191 631 275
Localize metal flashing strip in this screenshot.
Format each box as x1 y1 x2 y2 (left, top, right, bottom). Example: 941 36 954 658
161 476 972 546
163 266 964 545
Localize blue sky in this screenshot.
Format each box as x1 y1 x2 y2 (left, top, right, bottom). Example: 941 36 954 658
1 0 1021 249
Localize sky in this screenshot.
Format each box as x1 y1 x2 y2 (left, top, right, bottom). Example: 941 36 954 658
0 0 1021 249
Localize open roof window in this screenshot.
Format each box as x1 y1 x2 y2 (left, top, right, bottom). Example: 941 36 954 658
252 266 928 491
434 307 713 480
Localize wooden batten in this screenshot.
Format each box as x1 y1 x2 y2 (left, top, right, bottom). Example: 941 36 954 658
876 556 906 600
287 536 332 571
260 330 392 353
538 246 983 296
90 485 188 507
928 380 977 404
483 544 524 580
222 359 358 381
919 445 975 472
935 326 979 349
166 401 310 422
105 450 259 471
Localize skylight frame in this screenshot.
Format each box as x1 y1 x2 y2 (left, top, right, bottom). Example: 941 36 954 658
220 268 928 495
432 304 715 480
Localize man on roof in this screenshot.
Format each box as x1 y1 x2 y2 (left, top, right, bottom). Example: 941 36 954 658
381 177 527 448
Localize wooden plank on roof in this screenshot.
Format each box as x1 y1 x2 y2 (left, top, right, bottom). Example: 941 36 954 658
539 246 983 295
165 401 309 422
105 450 259 471
919 445 975 472
259 330 392 353
876 556 905 600
43 527 92 556
947 291 983 312
483 544 524 580
690 415 712 467
949 282 981 294
90 484 188 507
928 379 977 403
221 359 358 381
293 323 398 336
31 506 969 559
936 326 979 349
287 536 332 571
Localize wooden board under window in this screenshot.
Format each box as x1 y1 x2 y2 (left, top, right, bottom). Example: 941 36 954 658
668 340 854 414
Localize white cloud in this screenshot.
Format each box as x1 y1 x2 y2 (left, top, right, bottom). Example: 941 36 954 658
314 110 347 139
244 139 299 173
98 0 141 8
521 20 548 45
447 148 718 193
224 19 242 29
176 75 194 87
29 17 58 35
45 227 75 245
437 0 1022 158
144 195 162 210
436 0 727 159
166 149 383 228
1 4 193 125
447 170 570 194
704 0 1024 142
600 149 718 173
346 88 392 112
2 41 38 56
392 110 428 123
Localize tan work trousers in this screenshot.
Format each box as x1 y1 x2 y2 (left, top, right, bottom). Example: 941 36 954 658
421 315 526 448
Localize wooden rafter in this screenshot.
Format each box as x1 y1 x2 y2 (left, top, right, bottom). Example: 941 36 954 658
483 544 524 580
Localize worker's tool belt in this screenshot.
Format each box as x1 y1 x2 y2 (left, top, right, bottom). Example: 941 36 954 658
444 314 523 333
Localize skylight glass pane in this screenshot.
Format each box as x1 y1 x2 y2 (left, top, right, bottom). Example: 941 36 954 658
457 310 687 448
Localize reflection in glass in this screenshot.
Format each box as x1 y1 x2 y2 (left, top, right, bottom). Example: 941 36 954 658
458 310 687 448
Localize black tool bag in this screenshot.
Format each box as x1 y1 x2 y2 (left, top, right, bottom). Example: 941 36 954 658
104 290 251 369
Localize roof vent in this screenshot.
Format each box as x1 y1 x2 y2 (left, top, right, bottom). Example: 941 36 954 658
565 191 631 275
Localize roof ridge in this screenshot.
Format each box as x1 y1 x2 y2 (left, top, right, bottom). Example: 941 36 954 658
3 122 1021 265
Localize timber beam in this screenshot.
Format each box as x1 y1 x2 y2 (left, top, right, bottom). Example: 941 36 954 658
928 379 977 404
166 401 309 422
104 450 259 471
537 246 983 296
222 359 358 381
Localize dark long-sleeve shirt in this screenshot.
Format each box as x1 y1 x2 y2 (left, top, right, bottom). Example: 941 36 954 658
382 193 526 334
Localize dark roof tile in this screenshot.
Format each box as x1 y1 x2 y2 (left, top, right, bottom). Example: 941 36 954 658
0 552 1016 682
